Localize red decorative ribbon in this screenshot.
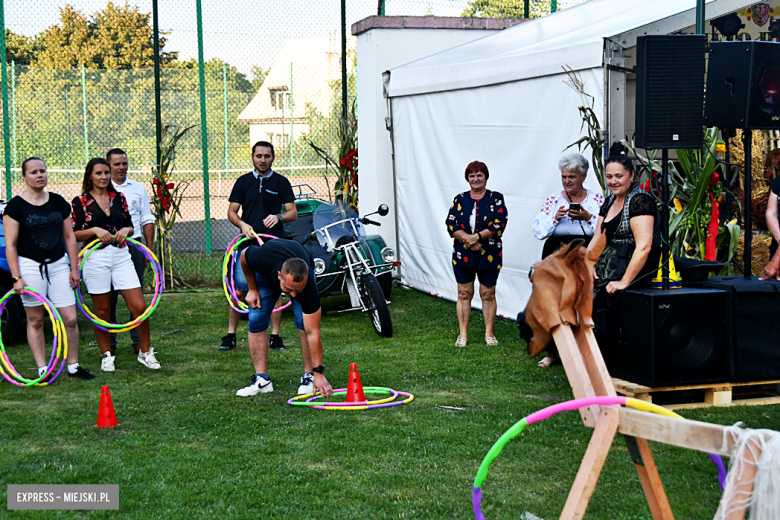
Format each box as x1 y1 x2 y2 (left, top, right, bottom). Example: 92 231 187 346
153 178 174 213
705 190 719 261
340 149 358 188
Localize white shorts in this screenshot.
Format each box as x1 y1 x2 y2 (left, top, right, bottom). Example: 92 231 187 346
82 245 141 295
18 255 76 308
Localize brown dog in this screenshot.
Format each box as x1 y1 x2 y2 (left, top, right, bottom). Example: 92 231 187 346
523 234 606 356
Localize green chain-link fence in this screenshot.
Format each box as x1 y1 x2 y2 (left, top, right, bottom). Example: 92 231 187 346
1 0 584 288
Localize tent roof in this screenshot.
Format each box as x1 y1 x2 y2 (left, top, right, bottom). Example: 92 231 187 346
386 0 752 97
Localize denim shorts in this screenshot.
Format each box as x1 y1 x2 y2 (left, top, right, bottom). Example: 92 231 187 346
247 274 304 333
232 244 250 292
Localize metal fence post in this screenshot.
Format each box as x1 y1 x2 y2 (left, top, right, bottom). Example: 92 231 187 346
551 1 557 13
290 62 294 170
81 64 89 162
196 0 212 255
0 0 13 200
222 62 229 178
341 0 347 120
11 60 16 168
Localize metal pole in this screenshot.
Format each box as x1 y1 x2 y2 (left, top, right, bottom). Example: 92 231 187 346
662 149 670 290
196 0 212 256
65 91 72 168
743 131 753 278
152 0 163 168
551 0 557 13
0 0 12 200
222 63 229 175
81 64 89 162
696 0 706 35
524 0 530 19
341 0 347 120
290 62 294 171
11 60 17 168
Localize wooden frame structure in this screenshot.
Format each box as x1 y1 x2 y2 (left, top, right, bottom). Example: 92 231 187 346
551 322 757 520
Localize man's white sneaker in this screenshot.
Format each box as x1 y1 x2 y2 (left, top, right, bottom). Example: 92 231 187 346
138 348 161 369
236 374 274 397
298 374 314 395
101 353 116 372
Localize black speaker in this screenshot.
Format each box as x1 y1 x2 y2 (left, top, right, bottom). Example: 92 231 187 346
692 276 780 382
602 288 729 387
704 41 780 129
635 35 706 149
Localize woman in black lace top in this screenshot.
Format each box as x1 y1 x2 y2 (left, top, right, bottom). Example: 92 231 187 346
587 148 660 331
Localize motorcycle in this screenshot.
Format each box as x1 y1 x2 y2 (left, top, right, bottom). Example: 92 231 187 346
285 197 397 337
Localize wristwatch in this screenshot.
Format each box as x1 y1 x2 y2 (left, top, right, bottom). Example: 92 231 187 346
312 365 325 374
277 213 284 223
12 276 21 283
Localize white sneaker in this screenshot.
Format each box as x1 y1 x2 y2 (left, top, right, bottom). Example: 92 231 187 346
138 348 161 370
236 374 274 397
101 353 116 372
298 374 314 395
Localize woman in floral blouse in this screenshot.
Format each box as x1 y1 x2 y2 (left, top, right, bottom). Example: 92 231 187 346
445 161 508 347
72 158 160 372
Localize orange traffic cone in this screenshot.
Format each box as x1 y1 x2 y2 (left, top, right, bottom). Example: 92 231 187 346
346 363 366 403
95 385 119 428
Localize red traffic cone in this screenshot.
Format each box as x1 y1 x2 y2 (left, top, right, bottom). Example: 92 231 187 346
346 363 366 403
95 385 119 428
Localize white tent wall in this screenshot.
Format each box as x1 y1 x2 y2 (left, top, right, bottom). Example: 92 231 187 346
393 67 603 319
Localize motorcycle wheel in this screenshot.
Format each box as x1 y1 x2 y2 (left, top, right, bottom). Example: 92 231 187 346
360 273 392 338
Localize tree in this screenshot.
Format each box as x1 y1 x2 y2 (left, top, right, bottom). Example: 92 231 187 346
251 65 270 92
461 0 552 18
4 30 39 65
33 2 177 70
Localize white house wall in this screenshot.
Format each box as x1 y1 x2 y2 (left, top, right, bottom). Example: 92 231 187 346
391 68 604 319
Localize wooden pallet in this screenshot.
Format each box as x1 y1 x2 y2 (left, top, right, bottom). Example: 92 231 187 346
612 378 780 410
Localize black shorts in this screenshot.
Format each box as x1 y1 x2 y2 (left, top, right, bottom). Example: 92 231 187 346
453 266 499 287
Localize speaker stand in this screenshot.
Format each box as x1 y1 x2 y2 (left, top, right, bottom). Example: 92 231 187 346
743 130 753 279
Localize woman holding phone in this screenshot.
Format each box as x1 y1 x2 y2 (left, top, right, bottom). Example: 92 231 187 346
528 152 603 367
532 153 603 258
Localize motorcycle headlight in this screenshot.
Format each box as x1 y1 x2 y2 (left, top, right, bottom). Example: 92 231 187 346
380 247 396 263
313 258 327 276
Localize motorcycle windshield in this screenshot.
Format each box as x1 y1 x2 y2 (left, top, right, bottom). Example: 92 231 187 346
312 201 365 252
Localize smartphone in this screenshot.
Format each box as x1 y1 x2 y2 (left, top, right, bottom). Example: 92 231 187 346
569 203 581 211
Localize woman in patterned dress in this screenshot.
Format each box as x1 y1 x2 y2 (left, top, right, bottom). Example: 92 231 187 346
445 161 508 348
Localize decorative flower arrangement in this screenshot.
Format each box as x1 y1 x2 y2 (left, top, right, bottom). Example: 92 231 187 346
309 100 359 208
150 123 195 288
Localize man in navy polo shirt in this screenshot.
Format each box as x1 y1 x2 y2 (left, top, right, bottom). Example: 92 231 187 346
221 141 297 354
235 239 333 398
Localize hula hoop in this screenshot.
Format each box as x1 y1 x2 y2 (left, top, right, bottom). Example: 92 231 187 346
75 238 162 333
0 287 67 386
287 386 415 410
472 396 728 520
221 232 292 314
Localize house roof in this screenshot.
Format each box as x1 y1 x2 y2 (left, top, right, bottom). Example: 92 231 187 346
238 37 348 123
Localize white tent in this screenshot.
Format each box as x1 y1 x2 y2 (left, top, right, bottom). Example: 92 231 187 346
383 0 756 320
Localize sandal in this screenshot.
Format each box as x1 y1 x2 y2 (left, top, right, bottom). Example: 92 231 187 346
538 354 557 368
455 336 468 347
485 336 499 346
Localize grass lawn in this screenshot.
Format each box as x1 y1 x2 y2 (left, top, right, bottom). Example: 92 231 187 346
1 286 779 519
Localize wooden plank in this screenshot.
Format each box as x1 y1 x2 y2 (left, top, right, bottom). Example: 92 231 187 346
618 407 733 456
552 325 599 427
705 388 732 406
633 438 675 520
579 328 617 398
666 395 780 411
560 408 620 520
